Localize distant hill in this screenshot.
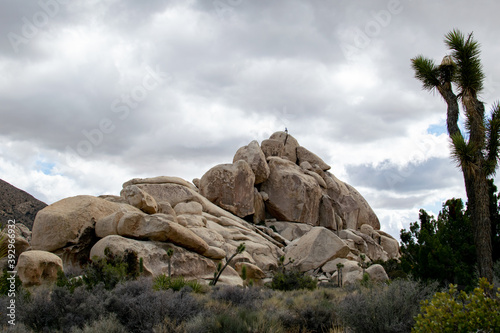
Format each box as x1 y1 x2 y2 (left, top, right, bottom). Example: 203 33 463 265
0 179 47 230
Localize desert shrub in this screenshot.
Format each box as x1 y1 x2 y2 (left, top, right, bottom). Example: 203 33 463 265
203 308 285 333
270 289 340 333
2 323 35 332
413 277 500 332
211 285 269 308
338 279 438 333
106 278 201 333
18 284 108 332
270 269 317 291
69 314 127 333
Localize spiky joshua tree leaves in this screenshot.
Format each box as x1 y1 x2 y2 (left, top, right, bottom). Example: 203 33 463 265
412 29 500 282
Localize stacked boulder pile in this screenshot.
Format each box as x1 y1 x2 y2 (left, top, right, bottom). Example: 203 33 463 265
13 131 400 287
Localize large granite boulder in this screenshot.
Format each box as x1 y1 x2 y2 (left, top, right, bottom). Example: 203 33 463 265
233 140 270 184
16 250 63 286
32 195 139 252
199 160 255 218
296 146 331 171
120 185 158 214
284 227 350 272
261 157 322 224
269 131 299 163
325 172 380 230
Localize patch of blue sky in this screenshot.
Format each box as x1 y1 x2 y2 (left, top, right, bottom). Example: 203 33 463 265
426 124 447 136
36 159 55 175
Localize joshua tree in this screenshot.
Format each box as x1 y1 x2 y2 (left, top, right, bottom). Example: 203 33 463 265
166 248 174 278
411 29 500 282
359 253 369 275
210 243 246 286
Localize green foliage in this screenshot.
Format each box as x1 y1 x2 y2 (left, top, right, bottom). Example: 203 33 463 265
411 56 440 90
372 259 407 280
400 199 477 289
413 278 500 332
360 272 372 288
0 270 22 296
56 269 84 293
79 248 142 290
240 264 247 282
152 275 204 293
444 29 485 95
270 269 317 291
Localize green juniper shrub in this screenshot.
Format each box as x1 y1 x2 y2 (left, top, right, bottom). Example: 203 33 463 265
372 259 407 280
82 248 142 290
56 269 83 293
271 269 317 291
338 278 438 333
413 278 500 332
400 199 477 290
360 272 373 288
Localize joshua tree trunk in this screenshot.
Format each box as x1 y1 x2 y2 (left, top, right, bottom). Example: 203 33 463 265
471 172 494 281
437 85 493 282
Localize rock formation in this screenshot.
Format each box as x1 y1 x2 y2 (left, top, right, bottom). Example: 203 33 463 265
18 132 400 286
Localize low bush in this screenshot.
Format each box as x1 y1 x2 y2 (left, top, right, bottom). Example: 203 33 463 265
413 277 500 332
211 285 269 308
69 315 127 333
268 289 341 333
106 278 201 333
202 307 285 333
18 284 108 332
270 270 317 291
338 279 438 333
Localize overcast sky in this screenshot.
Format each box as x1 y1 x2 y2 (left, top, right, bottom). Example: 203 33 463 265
2 0 500 239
